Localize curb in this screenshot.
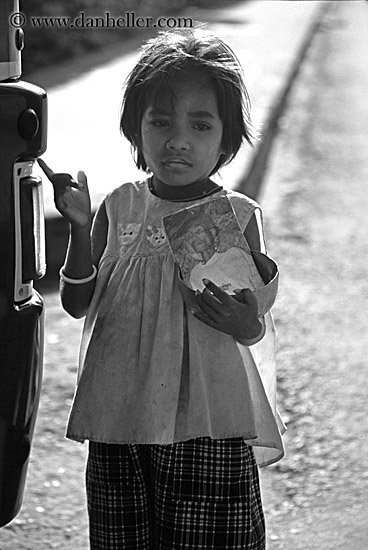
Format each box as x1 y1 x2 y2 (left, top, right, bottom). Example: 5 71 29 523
37 2 332 289
235 0 333 200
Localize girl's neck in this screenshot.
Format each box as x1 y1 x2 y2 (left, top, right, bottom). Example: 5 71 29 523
149 176 222 202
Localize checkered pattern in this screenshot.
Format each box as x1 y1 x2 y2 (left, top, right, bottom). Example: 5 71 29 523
86 438 265 549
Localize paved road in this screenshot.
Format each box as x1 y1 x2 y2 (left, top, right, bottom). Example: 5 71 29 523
258 2 368 548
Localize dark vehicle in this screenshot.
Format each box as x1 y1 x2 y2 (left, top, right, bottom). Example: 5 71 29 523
0 0 47 527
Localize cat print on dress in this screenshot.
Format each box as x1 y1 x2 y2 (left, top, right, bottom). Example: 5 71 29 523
117 222 142 254
146 225 167 249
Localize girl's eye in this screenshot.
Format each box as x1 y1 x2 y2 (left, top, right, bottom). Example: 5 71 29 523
150 119 169 128
193 122 211 131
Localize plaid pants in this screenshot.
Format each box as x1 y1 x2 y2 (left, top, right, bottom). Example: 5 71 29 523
86 437 265 550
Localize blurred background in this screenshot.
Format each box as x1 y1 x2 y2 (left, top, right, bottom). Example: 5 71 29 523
21 0 233 77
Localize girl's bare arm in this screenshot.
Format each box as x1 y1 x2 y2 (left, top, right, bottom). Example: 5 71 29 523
61 201 108 318
38 159 108 318
243 212 262 252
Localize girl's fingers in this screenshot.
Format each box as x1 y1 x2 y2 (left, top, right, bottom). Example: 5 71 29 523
232 288 253 304
38 159 80 190
195 289 226 321
192 309 218 330
37 158 54 182
77 170 88 191
198 289 223 315
202 279 231 305
52 173 79 190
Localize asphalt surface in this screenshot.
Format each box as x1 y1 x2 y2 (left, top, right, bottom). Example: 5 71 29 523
258 2 368 548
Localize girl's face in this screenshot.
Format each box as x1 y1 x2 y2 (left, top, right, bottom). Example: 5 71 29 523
141 70 225 187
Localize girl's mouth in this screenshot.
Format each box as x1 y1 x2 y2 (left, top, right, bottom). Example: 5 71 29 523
163 157 192 167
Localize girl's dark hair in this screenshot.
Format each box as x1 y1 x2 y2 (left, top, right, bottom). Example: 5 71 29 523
120 28 254 175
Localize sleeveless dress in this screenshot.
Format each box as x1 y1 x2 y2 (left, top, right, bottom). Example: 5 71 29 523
66 179 285 467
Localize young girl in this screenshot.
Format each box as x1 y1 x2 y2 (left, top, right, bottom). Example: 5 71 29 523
40 28 284 550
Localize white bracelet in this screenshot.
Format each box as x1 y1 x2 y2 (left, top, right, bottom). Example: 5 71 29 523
59 265 97 285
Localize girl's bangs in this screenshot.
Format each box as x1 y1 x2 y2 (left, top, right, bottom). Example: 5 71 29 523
140 67 183 111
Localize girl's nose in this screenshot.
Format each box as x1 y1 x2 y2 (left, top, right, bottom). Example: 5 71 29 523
166 129 190 151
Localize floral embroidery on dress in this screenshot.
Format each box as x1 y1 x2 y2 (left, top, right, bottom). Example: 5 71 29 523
146 225 167 249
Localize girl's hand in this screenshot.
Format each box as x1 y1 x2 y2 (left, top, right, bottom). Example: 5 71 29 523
38 159 91 229
192 279 263 341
